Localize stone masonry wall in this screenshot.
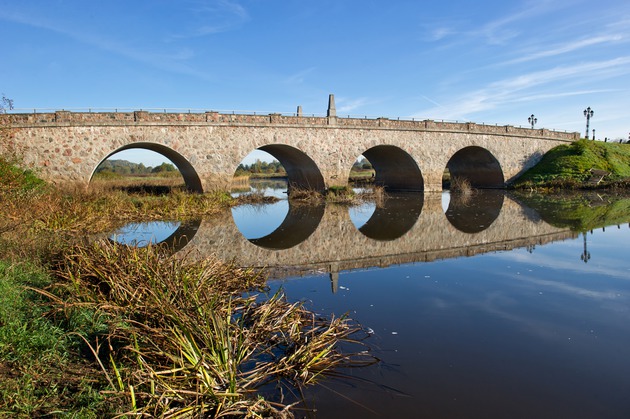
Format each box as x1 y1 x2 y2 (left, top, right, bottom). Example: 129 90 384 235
0 111 578 191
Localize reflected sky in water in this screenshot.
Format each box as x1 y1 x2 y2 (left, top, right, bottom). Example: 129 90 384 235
348 202 376 228
231 200 289 239
266 224 630 418
110 221 181 246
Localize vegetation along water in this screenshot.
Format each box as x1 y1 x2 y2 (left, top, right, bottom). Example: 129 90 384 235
2 125 630 417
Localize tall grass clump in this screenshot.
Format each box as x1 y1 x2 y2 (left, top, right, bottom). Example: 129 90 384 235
358 185 386 207
287 186 324 204
325 185 356 204
48 241 374 417
450 176 474 195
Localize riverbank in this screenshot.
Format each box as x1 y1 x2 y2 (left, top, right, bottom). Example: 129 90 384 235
513 139 630 190
0 156 373 417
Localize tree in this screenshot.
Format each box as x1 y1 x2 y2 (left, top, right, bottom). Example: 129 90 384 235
151 162 177 173
1 94 16 155
0 94 14 114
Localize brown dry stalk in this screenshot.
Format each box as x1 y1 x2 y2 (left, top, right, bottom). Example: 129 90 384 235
46 241 375 416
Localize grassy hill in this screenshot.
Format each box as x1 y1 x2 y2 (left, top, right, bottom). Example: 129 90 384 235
514 139 630 189
512 191 630 231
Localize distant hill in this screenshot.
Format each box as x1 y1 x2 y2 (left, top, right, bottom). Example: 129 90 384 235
514 139 630 189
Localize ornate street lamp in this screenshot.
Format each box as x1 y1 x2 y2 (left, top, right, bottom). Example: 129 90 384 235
580 232 590 263
583 107 594 139
528 114 537 129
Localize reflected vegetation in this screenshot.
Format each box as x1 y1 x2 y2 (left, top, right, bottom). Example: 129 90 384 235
232 177 288 199
513 191 630 231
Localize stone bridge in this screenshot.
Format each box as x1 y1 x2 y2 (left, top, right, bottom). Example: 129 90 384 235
0 96 578 192
140 192 575 287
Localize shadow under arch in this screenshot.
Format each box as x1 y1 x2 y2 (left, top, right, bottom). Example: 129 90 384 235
446 146 504 188
90 142 203 193
258 144 325 191
249 202 326 250
445 190 505 233
109 219 201 253
357 193 424 241
362 145 423 191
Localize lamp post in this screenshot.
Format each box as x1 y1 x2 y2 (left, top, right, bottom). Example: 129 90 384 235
580 232 590 263
528 114 537 129
583 107 594 139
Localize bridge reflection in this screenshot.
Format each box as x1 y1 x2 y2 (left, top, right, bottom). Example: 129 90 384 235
357 193 424 241
445 190 504 233
177 192 575 279
249 203 325 250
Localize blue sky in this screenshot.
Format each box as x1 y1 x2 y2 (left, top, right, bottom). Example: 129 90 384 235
2 0 630 166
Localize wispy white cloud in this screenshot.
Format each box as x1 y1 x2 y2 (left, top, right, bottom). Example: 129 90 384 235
337 97 373 114
284 67 317 85
491 248 630 280
0 4 219 80
413 57 630 120
505 34 625 64
169 0 249 39
423 0 567 46
508 89 621 104
428 27 457 42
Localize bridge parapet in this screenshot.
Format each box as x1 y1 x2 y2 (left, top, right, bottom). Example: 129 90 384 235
0 111 579 141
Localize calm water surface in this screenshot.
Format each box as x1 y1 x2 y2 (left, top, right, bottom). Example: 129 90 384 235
115 189 630 418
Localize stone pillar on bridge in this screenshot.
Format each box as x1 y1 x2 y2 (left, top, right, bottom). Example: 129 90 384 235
327 94 336 117
327 94 337 126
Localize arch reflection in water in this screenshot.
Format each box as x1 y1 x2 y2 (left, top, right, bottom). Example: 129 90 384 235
445 190 505 233
231 201 325 250
353 193 424 241
110 219 201 252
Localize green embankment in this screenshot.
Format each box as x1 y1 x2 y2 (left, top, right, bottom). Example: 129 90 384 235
514 139 630 188
512 191 630 232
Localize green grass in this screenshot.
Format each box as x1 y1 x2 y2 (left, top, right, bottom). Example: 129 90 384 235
514 139 630 188
0 156 47 194
0 261 111 417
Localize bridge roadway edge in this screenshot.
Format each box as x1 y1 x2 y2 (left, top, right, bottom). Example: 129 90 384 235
0 111 579 192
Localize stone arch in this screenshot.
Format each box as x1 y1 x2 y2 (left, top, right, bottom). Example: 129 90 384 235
446 146 504 188
89 142 203 193
361 145 423 191
258 144 325 191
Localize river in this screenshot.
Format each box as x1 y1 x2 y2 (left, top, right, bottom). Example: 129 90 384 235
111 185 630 419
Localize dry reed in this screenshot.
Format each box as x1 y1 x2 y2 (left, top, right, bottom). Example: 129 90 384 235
48 241 375 417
